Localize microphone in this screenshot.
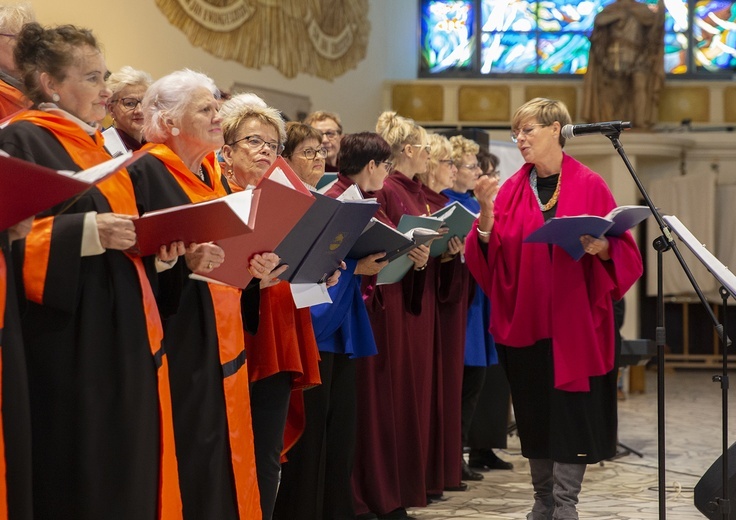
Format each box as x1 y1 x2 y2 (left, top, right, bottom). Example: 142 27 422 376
561 121 632 139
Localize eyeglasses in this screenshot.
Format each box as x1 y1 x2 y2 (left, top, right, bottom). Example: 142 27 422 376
320 130 341 140
228 134 282 154
412 144 431 154
297 147 328 160
0 33 16 39
115 97 143 111
460 162 481 170
380 160 393 170
510 123 548 143
438 159 454 166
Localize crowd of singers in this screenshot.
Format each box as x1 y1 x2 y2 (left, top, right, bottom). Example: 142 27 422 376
0 9 643 520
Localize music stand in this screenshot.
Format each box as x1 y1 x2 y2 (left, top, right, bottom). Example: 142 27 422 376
602 127 730 520
664 215 735 520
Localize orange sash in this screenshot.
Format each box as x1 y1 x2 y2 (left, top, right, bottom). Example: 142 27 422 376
0 81 28 119
147 143 262 519
10 111 183 519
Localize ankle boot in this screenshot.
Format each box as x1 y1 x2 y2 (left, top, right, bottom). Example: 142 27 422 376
527 459 554 520
551 462 586 520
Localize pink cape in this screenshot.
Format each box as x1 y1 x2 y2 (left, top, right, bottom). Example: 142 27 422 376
465 154 643 391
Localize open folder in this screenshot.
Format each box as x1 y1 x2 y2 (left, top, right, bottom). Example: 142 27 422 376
523 205 652 261
376 214 445 285
275 191 380 284
189 157 316 288
132 189 260 256
428 202 478 257
0 149 146 231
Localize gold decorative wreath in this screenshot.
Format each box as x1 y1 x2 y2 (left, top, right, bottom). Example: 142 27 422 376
155 0 370 80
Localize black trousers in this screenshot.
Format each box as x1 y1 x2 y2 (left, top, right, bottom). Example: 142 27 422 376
250 371 293 520
273 352 357 520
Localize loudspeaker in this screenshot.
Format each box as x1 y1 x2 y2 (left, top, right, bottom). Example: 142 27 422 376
694 442 736 519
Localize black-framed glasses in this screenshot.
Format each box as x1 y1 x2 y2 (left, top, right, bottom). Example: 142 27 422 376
510 123 548 143
438 159 454 166
0 33 16 39
380 160 393 170
228 134 282 154
321 130 341 140
297 147 328 160
115 97 143 111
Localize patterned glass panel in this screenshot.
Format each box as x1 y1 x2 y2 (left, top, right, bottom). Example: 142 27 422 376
421 0 476 73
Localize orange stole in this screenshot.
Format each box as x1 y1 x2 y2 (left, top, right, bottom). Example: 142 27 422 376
10 113 183 519
147 144 262 519
0 81 28 119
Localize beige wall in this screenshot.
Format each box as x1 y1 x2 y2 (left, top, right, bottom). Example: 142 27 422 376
27 0 419 132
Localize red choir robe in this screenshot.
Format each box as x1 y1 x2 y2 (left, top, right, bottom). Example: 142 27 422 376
352 171 434 515
422 185 467 490
129 144 261 520
0 111 182 519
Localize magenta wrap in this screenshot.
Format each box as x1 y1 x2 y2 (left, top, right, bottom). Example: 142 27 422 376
465 153 643 392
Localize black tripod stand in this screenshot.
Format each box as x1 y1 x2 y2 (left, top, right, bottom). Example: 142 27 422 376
598 124 732 520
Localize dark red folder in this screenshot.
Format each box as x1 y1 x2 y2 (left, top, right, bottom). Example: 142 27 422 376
0 150 146 231
132 189 260 256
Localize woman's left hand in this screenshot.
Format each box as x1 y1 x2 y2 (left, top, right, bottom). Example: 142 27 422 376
157 241 185 263
249 252 285 288
580 235 610 261
442 236 465 259
325 262 346 288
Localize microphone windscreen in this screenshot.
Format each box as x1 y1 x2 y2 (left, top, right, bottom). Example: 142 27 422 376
561 124 575 140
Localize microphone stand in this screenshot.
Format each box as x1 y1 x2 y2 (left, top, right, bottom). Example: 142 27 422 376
603 130 731 520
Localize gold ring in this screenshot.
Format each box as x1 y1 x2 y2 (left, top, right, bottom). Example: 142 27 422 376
207 262 213 269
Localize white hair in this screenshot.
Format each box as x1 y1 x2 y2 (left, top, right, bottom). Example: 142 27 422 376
220 93 286 145
142 68 218 143
0 3 34 34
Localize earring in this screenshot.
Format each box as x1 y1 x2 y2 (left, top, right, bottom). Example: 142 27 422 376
171 127 180 137
51 93 60 103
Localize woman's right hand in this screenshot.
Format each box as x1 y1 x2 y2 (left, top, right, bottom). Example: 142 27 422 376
185 242 225 272
408 244 430 270
473 175 499 215
96 213 137 250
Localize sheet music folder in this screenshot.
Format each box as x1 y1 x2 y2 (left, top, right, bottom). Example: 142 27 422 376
0 149 145 231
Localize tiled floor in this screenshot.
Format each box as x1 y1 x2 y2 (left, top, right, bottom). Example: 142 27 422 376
408 368 735 519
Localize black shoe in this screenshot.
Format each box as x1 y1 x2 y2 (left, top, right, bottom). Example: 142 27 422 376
468 449 514 471
426 493 448 503
377 508 415 519
461 459 484 481
443 482 468 492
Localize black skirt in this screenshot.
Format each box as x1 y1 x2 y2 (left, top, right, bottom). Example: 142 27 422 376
498 339 618 464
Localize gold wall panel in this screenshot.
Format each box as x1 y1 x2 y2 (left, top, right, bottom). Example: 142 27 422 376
724 87 736 123
524 86 578 121
391 84 444 122
457 85 510 121
658 86 710 123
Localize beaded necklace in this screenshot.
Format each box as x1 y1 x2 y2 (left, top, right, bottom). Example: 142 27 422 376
529 167 561 211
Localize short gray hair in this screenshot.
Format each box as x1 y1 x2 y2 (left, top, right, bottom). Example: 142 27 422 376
0 3 34 35
142 68 218 143
107 66 152 99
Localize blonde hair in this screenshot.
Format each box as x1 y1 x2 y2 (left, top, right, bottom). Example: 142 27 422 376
512 97 572 148
449 135 480 166
418 133 452 185
304 110 342 133
220 93 286 146
375 111 427 162
107 66 152 99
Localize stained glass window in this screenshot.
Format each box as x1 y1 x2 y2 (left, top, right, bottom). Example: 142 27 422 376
420 0 736 76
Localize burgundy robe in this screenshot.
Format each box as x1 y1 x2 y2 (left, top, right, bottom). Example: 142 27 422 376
423 185 467 490
350 172 431 515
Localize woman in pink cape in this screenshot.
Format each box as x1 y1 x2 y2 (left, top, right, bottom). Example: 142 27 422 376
464 98 643 520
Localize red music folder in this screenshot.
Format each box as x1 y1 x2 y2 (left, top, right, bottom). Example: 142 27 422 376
189 157 316 288
0 149 146 231
132 189 260 256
